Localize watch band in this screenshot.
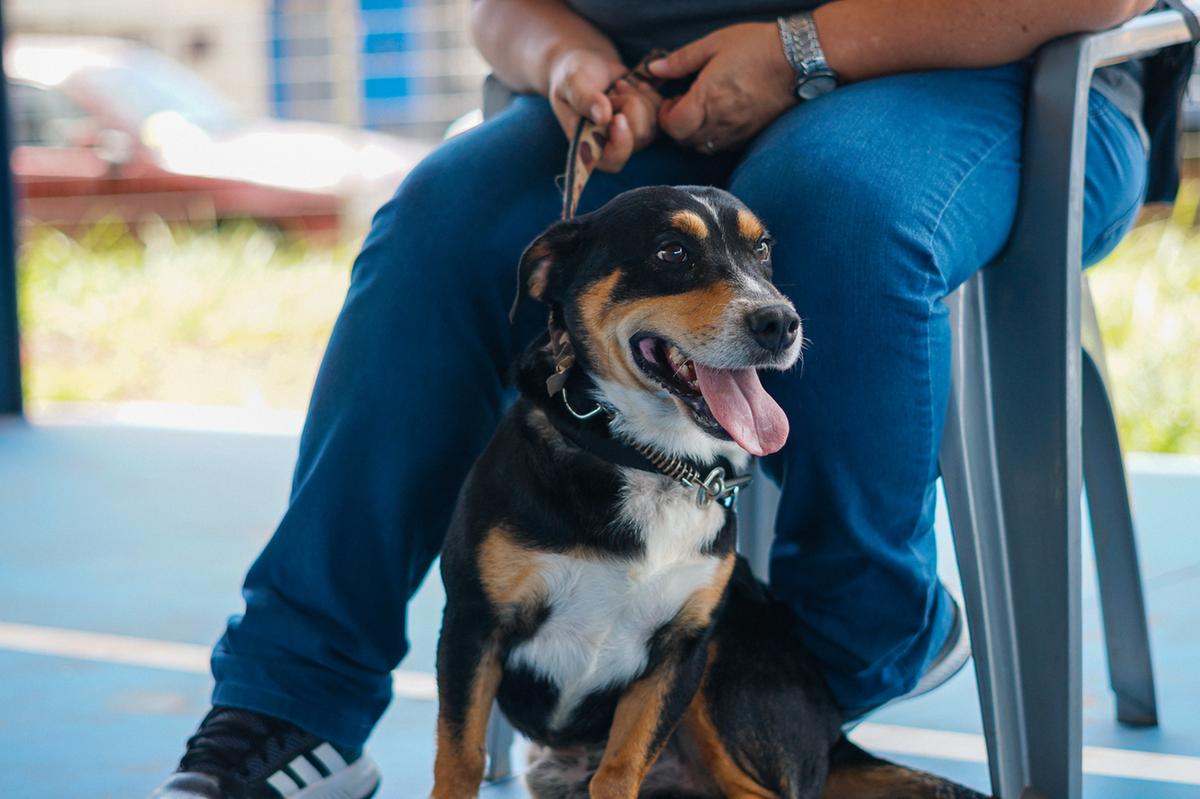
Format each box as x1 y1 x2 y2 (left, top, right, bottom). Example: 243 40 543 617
778 12 839 101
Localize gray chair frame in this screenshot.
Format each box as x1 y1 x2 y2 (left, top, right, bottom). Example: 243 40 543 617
484 6 1200 796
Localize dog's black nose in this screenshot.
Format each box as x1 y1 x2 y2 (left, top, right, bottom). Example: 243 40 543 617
747 305 800 354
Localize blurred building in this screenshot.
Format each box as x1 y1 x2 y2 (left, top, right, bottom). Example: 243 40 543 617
5 0 273 118
7 0 489 140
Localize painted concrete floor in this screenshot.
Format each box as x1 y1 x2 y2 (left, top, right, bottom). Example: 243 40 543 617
1 414 1198 798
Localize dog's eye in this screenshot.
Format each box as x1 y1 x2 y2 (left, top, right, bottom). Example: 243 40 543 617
755 239 771 261
656 242 689 264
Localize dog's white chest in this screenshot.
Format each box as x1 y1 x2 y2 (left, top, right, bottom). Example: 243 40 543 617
506 471 726 728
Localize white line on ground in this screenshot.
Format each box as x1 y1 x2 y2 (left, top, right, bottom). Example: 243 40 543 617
853 723 1200 786
29 401 306 436
0 620 437 700
3 620 1198 785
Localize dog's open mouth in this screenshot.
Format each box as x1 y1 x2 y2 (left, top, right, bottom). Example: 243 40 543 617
631 334 790 456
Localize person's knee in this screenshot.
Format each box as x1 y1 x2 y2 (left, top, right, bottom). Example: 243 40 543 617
730 139 943 308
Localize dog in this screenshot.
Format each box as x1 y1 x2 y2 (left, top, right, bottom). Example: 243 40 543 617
432 185 987 799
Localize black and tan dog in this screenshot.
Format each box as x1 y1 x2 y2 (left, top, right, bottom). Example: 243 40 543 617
432 186 986 799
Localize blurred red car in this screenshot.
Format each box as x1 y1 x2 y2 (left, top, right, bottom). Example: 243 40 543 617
5 35 430 235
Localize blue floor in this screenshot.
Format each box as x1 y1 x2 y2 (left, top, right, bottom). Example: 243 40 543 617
1 416 1198 798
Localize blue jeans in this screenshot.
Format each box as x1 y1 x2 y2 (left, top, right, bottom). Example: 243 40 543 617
212 63 1147 749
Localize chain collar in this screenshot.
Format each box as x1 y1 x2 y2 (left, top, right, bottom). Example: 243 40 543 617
622 436 753 508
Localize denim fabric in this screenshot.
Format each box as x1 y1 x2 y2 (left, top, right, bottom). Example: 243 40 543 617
212 62 1147 748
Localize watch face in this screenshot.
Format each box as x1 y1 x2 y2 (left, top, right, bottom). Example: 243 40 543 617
798 74 838 100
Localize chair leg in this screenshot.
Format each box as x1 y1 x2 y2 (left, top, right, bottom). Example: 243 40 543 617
981 249 1083 799
484 702 514 782
737 460 778 580
940 279 1030 799
1080 282 1158 726
965 34 1095 799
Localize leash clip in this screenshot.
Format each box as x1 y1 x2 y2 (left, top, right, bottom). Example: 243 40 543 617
696 468 725 507
695 467 754 508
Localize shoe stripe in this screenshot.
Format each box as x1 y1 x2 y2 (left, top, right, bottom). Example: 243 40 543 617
311 742 347 772
288 755 323 787
266 769 301 797
303 750 331 778
282 764 306 789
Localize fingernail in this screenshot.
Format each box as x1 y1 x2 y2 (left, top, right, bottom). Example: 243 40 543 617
589 103 604 122
647 58 665 73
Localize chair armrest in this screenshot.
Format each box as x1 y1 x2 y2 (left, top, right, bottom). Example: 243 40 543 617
1089 2 1200 68
1003 2 1199 283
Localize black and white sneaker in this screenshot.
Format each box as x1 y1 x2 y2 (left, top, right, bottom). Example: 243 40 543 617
150 706 381 799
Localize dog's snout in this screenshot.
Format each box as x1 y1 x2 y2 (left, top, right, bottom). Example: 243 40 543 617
747 305 800 355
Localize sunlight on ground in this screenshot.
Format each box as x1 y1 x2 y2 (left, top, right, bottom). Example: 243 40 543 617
16 183 1200 454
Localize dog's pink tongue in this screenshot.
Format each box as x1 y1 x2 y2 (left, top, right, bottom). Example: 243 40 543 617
694 364 789 456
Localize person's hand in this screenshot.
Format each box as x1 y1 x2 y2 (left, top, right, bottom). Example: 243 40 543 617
648 23 796 154
548 49 662 172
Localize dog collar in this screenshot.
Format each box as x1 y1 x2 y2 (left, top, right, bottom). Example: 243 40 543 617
541 329 752 508
548 396 751 508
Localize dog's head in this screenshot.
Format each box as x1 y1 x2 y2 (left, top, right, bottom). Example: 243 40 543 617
513 186 802 460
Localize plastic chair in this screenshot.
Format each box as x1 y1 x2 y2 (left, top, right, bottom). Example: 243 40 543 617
737 9 1198 799
485 7 1199 796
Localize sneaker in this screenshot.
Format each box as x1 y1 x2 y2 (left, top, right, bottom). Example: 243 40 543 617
150 706 381 799
842 590 972 728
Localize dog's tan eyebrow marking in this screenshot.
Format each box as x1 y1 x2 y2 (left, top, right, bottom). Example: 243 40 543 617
671 209 709 240
736 209 765 241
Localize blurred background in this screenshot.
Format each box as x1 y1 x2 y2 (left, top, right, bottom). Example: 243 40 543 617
2 4 1200 798
6 0 490 425
4 0 1200 452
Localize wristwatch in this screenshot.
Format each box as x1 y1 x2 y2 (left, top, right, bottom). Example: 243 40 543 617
778 12 839 101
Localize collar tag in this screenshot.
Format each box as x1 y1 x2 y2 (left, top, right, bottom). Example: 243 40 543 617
545 359 573 396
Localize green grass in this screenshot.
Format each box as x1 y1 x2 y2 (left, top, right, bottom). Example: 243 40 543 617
1088 183 1200 455
16 199 1200 454
19 217 356 410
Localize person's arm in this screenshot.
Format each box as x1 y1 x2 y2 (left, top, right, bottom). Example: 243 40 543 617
471 0 619 95
470 0 663 172
813 0 1158 83
649 0 1155 152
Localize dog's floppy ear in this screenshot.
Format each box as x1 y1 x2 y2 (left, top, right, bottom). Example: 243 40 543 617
510 219 581 323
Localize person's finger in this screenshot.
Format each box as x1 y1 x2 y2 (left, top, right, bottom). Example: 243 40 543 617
613 84 658 150
596 113 635 173
561 79 612 126
658 81 707 142
647 35 718 79
618 77 664 116
552 86 612 141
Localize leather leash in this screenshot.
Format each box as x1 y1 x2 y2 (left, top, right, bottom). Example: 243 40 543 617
560 51 668 219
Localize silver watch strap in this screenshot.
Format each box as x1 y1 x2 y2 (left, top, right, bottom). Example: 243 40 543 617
778 12 837 97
